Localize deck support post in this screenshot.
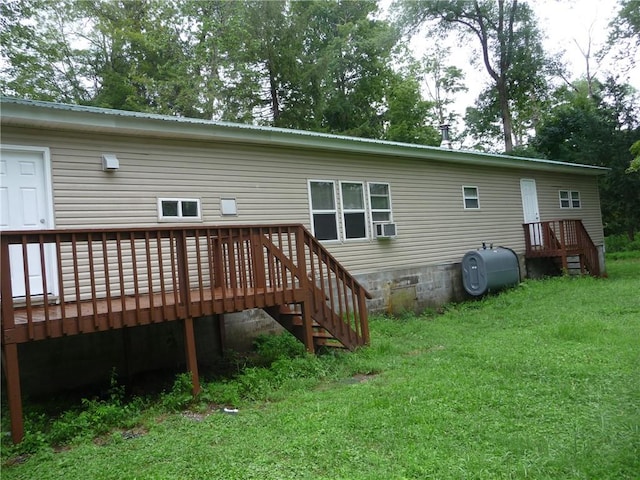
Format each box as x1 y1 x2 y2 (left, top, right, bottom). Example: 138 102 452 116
183 317 201 395
2 344 24 443
301 301 315 354
216 314 226 356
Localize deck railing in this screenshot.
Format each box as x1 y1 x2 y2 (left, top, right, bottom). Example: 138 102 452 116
1 226 305 342
523 219 601 276
1 224 370 346
1 224 371 443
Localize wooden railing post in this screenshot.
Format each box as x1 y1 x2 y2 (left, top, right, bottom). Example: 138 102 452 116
296 227 314 353
558 221 568 270
251 229 266 290
175 230 200 395
175 230 191 317
1 235 16 337
1 236 24 443
357 287 369 345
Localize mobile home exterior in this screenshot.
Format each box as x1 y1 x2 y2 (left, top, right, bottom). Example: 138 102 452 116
0 98 608 443
1 98 607 312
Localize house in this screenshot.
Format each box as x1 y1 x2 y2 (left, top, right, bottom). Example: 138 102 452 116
1 98 607 442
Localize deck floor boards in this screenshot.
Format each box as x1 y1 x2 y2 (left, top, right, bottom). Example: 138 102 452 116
6 286 306 343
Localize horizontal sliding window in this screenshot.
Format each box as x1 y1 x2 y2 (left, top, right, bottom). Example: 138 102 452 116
158 198 201 222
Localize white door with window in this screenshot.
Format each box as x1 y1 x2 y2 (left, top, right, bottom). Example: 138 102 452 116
520 178 542 246
0 146 56 298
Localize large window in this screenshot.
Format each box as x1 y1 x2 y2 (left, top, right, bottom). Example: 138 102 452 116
559 190 581 209
308 180 394 241
158 198 201 221
369 182 392 223
340 182 367 240
309 181 338 241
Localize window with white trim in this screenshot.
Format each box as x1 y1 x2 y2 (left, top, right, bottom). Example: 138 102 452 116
158 198 201 221
309 180 339 241
340 181 367 240
462 186 480 209
308 180 395 241
559 190 581 209
369 182 392 223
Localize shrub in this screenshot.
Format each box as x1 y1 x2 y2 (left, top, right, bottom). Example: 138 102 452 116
605 233 640 252
252 332 306 365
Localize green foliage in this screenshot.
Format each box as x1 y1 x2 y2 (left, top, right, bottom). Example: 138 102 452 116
2 0 429 142
530 77 640 238
627 140 640 173
605 233 640 252
608 0 640 46
253 332 306 365
1 371 145 456
396 0 553 152
160 373 195 412
383 73 440 145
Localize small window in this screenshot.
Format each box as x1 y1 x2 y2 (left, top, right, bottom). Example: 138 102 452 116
559 190 581 209
462 186 480 209
309 181 338 241
340 181 367 240
158 198 201 222
571 191 581 208
369 182 392 223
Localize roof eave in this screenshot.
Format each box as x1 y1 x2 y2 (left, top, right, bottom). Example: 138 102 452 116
0 98 609 176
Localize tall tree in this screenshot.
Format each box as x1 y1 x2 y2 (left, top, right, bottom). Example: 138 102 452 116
1 0 90 102
394 0 552 152
1 0 425 142
531 78 640 239
384 72 440 145
420 46 467 129
609 0 640 46
309 0 399 138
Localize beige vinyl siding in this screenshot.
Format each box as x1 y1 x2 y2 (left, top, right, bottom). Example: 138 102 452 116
2 127 605 277
533 173 604 246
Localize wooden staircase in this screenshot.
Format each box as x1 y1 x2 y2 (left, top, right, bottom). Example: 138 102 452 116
523 219 602 277
265 305 346 350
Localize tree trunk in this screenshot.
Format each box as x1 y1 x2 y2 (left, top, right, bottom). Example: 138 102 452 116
497 77 514 152
268 62 280 123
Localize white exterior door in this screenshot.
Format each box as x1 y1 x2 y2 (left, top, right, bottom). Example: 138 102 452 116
520 178 542 246
0 146 56 298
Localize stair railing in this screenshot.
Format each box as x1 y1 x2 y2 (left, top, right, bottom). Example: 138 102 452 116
522 219 601 276
300 227 372 348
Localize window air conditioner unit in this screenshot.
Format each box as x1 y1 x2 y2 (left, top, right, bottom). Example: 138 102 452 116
374 222 397 239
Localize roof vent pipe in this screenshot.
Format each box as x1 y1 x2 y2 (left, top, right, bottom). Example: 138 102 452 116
439 124 452 149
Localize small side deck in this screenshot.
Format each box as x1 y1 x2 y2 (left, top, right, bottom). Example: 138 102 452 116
523 219 601 276
1 224 371 443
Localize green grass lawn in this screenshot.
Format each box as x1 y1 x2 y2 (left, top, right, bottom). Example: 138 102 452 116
2 254 639 479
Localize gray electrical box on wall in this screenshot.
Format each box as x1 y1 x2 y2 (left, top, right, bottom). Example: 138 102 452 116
461 246 519 296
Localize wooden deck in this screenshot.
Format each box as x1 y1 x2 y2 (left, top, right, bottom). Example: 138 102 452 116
1 224 371 443
8 286 306 344
523 219 601 276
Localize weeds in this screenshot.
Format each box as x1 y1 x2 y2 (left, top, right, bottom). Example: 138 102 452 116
2 332 352 459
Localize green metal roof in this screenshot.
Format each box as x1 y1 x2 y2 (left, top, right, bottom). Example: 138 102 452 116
1 97 609 175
